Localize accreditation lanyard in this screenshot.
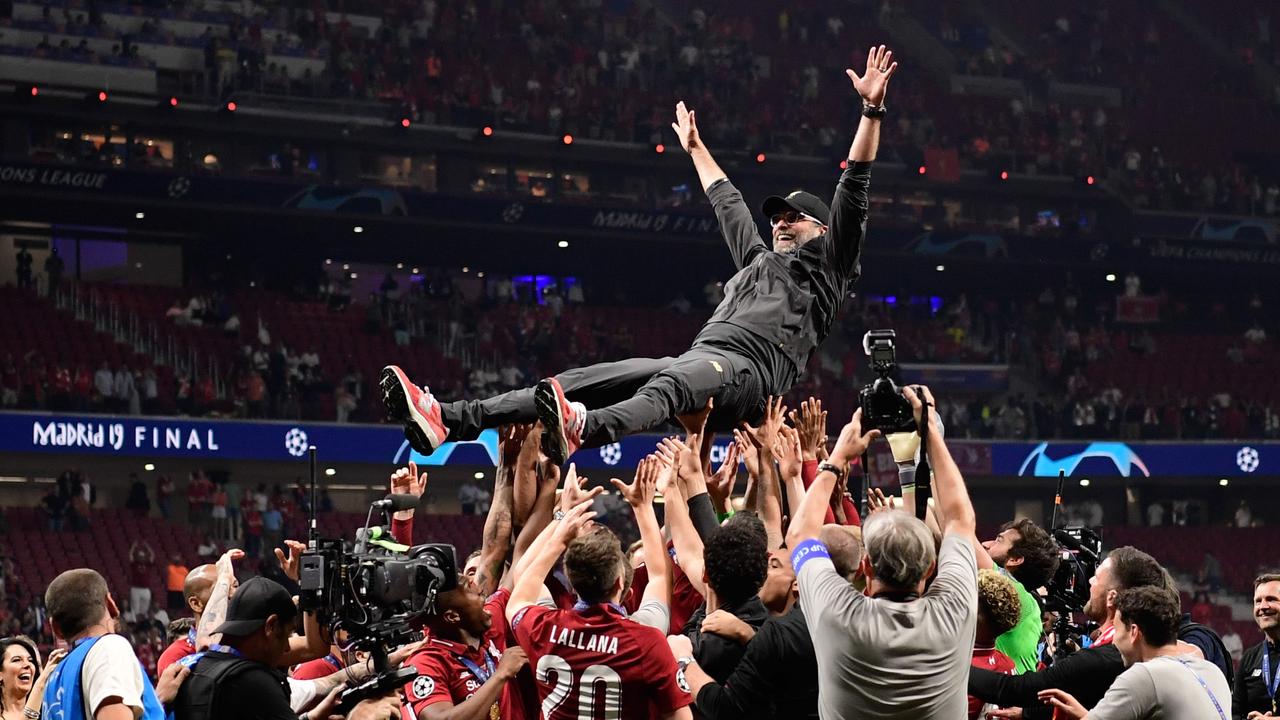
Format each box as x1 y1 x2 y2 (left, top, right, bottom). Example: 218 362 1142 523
1169 657 1228 720
454 647 496 685
1263 644 1280 714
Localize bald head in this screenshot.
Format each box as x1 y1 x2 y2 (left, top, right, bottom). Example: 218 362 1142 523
184 564 218 616
820 524 864 580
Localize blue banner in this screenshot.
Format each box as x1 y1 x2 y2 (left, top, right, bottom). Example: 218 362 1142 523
0 412 1272 478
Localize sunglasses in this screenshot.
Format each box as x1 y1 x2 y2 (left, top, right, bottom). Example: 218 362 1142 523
770 210 823 227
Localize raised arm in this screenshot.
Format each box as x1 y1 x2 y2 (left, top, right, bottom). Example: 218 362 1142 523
674 102 767 270
657 441 708 598
826 45 899 277
472 424 523 597
611 457 670 611
903 386 976 539
507 498 597 621
784 409 880 548
744 397 787 548
389 461 429 545
196 549 242 650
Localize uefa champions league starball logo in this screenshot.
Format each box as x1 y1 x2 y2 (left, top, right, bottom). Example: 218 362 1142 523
599 443 622 466
1236 446 1259 473
284 428 309 457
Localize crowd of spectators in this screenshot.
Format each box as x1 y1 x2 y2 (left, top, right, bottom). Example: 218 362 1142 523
5 261 1279 440
1 385 1276 719
14 0 1280 214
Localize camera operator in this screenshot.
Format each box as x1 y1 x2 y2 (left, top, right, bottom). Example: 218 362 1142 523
970 547 1167 719
786 386 981 720
977 519 1061 673
1036 586 1230 719
171 576 399 720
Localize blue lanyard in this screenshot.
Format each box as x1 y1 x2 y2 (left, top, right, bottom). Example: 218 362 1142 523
572 600 629 617
208 643 243 657
1263 644 1280 711
453 648 496 684
1169 657 1227 720
186 628 197 647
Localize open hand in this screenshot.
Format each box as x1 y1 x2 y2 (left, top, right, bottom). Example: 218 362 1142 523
559 463 603 513
743 396 787 450
1037 689 1086 720
154 661 191 705
732 429 760 478
701 610 755 645
498 424 533 465
866 487 896 516
671 101 703 153
273 539 307 582
829 408 881 466
554 498 598 545
707 441 739 509
790 397 828 461
611 455 658 508
775 424 803 481
847 44 899 106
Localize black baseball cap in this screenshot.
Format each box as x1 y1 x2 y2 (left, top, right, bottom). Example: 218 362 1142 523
214 576 297 636
761 190 830 226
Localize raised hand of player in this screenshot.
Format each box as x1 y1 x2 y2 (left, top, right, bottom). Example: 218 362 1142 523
677 397 714 438
707 441 739 510
671 101 703 154
866 487 896 516
666 633 694 660
553 498 598 546
658 435 703 490
498 423 532 465
774 424 803 482
829 408 881 467
790 397 829 461
732 428 760 478
846 44 899 106
743 396 787 451
611 456 658 508
215 547 244 579
559 463 602 513
497 646 529 681
390 461 428 498
273 539 307 582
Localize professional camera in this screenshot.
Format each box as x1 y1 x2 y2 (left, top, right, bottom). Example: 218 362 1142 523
297 493 460 711
858 330 918 434
1043 526 1102 655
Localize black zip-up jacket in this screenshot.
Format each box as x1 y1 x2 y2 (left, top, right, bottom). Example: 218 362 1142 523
1232 638 1279 719
694 163 872 393
969 643 1125 720
694 604 819 720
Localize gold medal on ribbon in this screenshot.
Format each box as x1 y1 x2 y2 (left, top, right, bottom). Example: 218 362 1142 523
489 702 500 720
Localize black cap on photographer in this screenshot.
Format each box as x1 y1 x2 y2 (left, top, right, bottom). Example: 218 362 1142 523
214 576 296 636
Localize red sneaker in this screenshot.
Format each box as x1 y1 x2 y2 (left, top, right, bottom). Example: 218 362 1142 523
381 365 449 454
535 377 584 464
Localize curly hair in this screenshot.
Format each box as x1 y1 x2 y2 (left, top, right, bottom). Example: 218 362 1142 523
977 569 1023 636
1001 519 1061 590
566 527 625 604
704 513 768 606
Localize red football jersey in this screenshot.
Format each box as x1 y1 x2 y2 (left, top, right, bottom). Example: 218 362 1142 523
624 545 704 634
291 653 343 680
511 603 691 720
401 589 517 719
968 647 1016 720
156 635 196 675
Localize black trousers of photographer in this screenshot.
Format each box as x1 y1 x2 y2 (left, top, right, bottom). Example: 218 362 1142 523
442 345 768 448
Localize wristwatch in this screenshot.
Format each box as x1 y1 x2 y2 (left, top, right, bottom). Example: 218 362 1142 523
817 461 847 482
675 656 695 693
861 101 887 119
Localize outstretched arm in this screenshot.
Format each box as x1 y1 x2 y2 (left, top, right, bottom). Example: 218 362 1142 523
672 101 728 192
611 457 670 612
845 45 897 163
674 102 767 270
827 45 899 278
